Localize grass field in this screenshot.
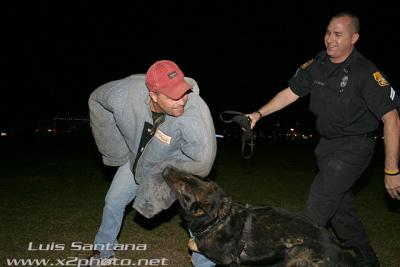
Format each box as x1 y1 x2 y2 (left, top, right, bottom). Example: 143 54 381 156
1 137 400 266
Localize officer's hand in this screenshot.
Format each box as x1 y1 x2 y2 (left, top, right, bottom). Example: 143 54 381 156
246 112 262 129
385 174 400 200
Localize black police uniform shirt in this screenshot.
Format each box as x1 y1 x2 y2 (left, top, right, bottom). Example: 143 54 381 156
289 48 400 139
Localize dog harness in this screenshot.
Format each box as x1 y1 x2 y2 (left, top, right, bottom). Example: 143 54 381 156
191 200 253 265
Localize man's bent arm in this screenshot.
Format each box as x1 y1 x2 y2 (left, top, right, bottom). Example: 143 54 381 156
382 109 400 199
248 87 300 128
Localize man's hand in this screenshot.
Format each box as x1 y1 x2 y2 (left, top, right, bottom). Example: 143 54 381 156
385 174 400 199
246 87 300 129
247 111 262 129
188 238 198 252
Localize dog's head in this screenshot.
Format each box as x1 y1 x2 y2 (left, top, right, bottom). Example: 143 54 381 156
163 166 230 230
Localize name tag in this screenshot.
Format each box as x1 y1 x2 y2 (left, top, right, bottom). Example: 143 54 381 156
155 129 171 145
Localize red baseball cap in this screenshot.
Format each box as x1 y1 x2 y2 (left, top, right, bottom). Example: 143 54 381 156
146 60 192 100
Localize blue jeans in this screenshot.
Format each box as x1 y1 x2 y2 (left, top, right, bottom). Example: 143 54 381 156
94 162 138 257
191 252 215 267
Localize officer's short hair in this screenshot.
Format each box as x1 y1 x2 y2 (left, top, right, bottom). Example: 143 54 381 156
332 11 360 33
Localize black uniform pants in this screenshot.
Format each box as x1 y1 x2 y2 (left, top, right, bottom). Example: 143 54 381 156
304 135 376 249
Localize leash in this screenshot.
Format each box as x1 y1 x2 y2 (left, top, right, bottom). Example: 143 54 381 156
220 111 255 159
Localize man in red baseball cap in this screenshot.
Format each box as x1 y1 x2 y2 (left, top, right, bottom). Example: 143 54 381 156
146 60 193 117
146 60 192 100
87 60 217 266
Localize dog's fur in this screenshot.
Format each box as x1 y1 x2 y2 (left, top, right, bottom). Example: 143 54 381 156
163 167 357 266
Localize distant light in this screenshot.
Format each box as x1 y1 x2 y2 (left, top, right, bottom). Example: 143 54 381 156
290 128 295 132
215 134 224 139
47 129 52 132
1 132 6 137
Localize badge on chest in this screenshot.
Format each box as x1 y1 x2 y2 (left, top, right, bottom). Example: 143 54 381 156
155 129 172 145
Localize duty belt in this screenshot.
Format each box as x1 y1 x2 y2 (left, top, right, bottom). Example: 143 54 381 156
323 131 376 140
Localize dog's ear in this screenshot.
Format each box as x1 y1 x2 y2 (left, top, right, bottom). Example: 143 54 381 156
162 166 195 179
207 180 228 196
162 166 176 178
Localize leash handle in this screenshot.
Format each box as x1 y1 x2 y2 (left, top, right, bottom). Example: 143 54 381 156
219 110 248 123
220 110 255 159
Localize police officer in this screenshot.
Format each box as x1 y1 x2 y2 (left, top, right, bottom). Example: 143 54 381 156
248 12 400 267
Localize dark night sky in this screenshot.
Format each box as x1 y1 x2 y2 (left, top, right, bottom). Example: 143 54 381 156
2 1 399 130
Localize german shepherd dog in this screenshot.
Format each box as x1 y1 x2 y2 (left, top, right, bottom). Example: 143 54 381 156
162 167 357 266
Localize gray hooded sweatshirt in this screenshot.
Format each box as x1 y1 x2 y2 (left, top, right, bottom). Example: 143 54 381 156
89 74 216 218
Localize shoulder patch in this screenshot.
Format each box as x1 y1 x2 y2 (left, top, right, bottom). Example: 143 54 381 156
301 59 314 70
373 71 389 87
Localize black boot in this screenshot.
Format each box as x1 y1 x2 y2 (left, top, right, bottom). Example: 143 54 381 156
351 245 379 267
